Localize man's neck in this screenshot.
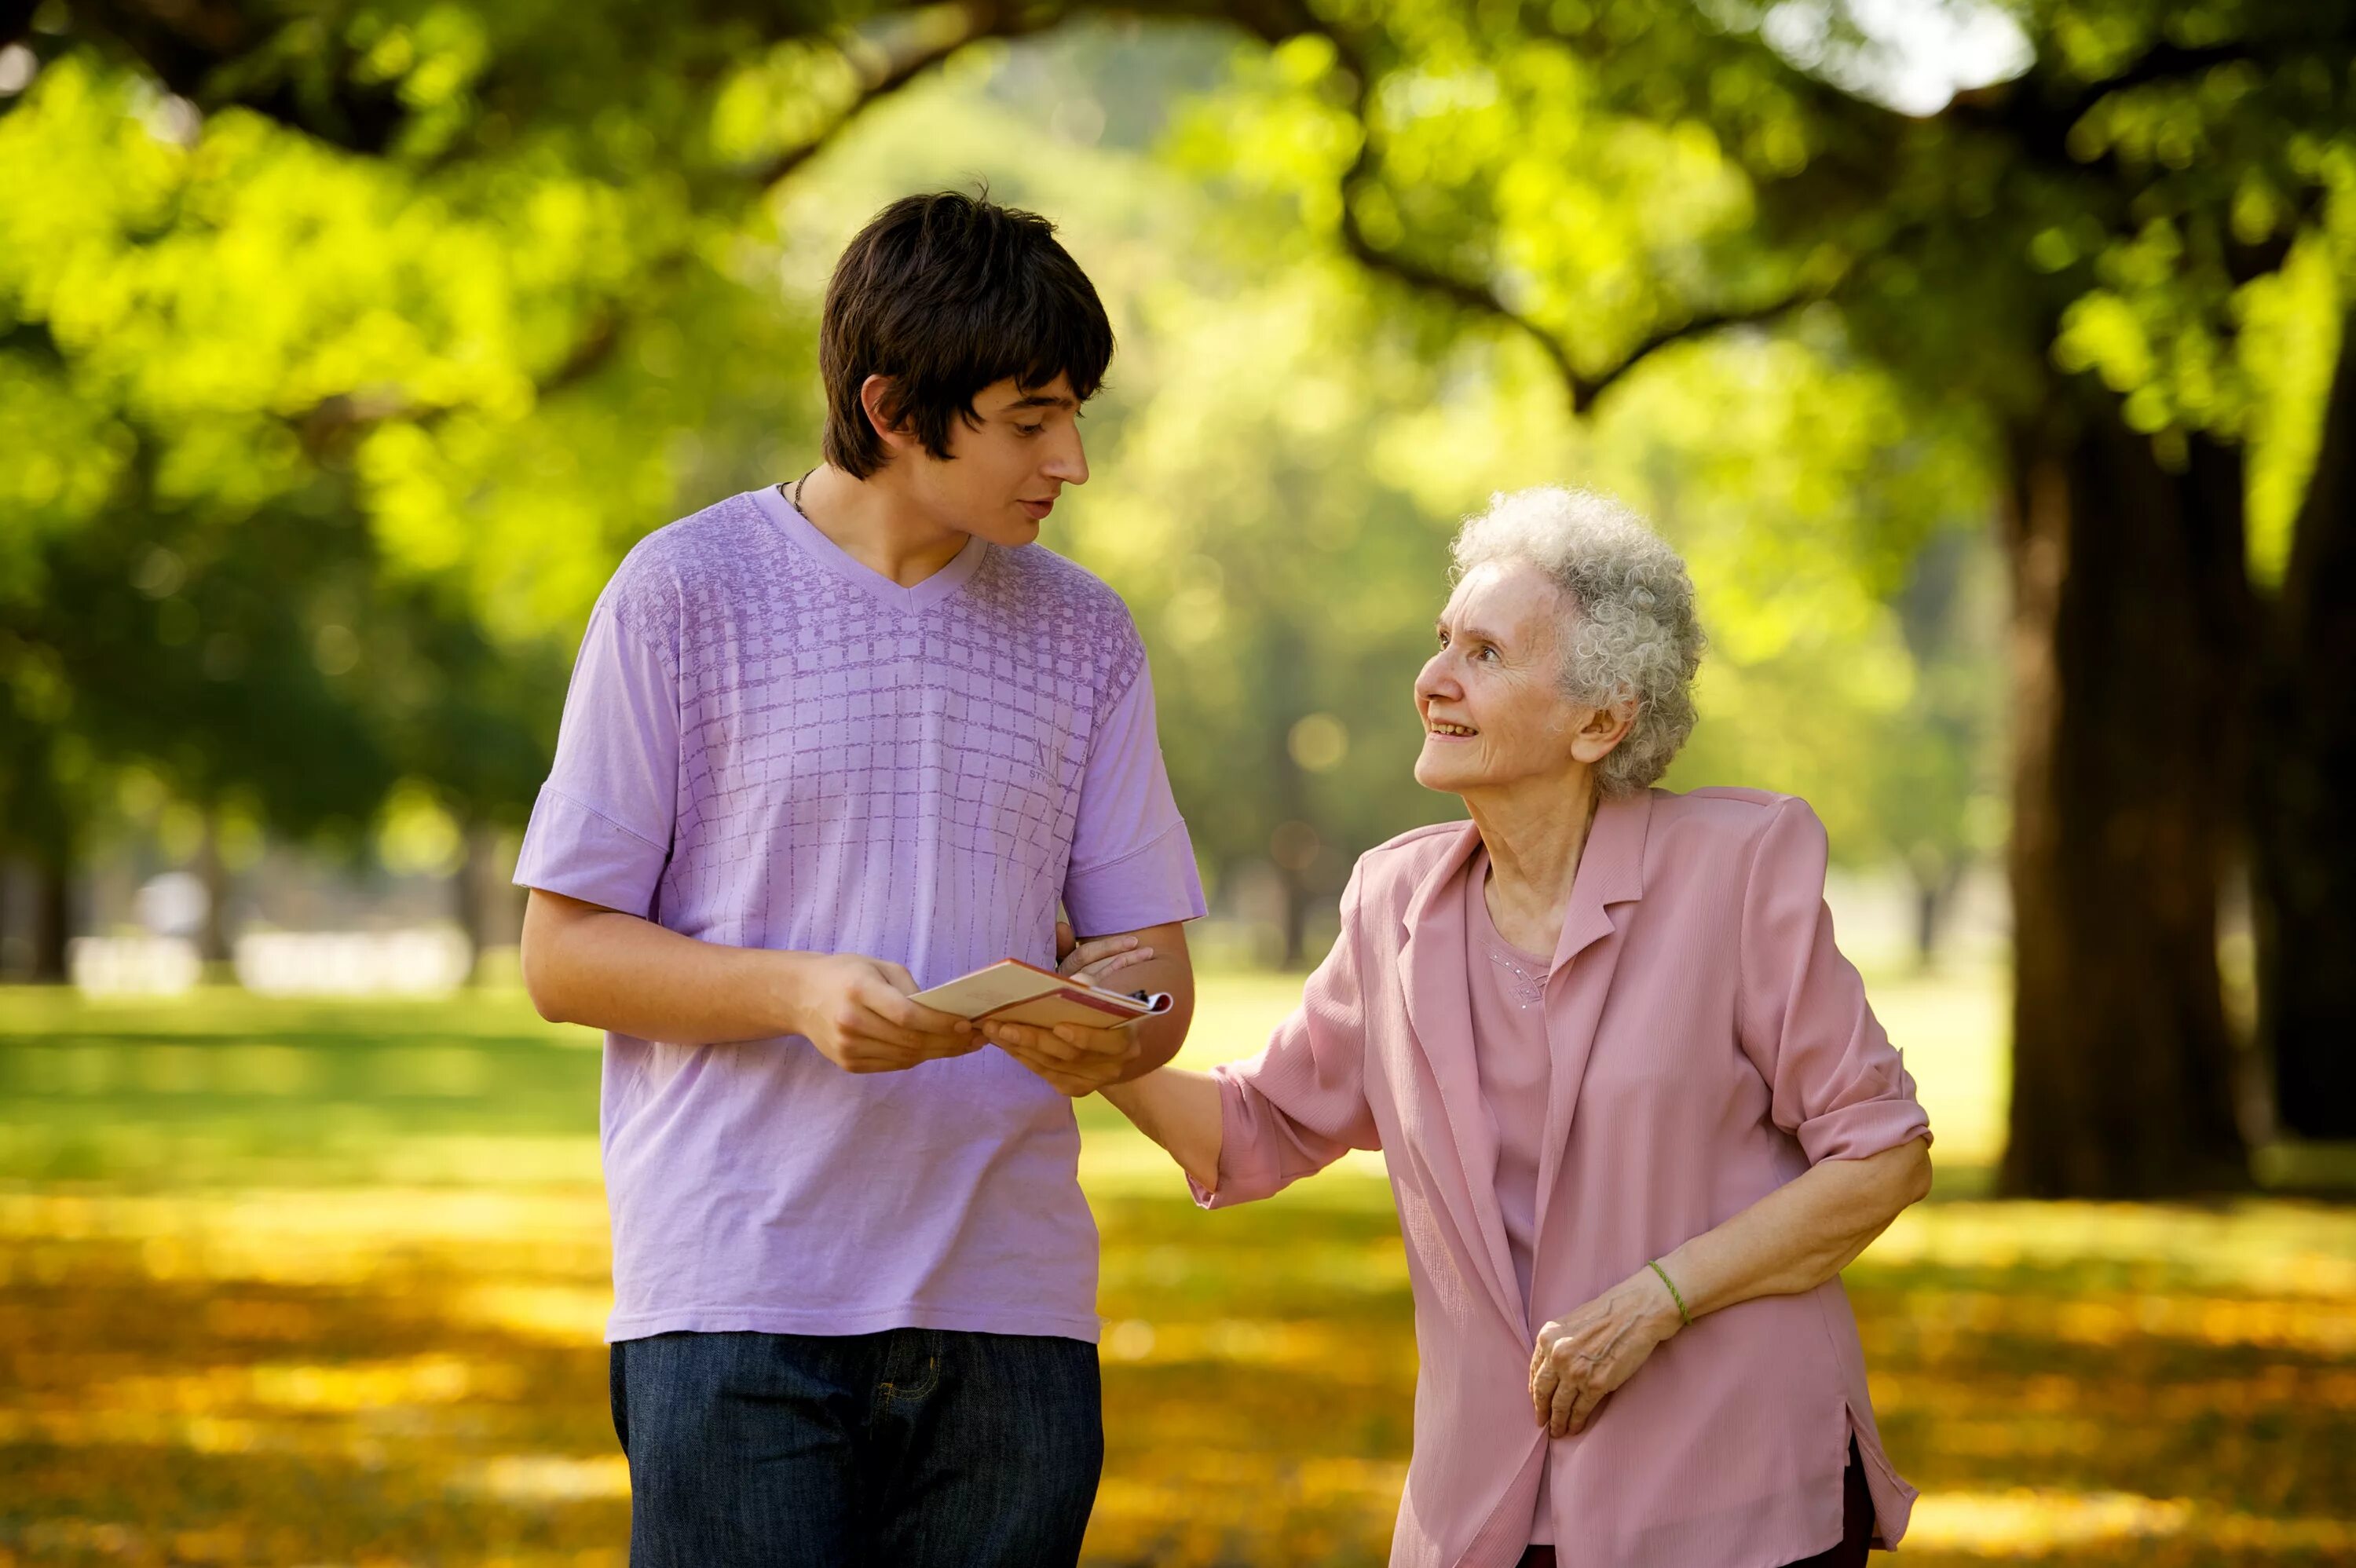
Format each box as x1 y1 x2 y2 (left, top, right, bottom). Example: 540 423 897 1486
793 463 972 587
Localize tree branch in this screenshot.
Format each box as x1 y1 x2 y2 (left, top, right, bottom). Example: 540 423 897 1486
748 0 1068 190
1318 26 1816 415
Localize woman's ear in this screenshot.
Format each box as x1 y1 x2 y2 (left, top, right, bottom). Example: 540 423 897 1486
859 373 914 458
1571 696 1638 766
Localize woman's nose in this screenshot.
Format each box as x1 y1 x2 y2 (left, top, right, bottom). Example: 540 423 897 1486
1414 653 1457 704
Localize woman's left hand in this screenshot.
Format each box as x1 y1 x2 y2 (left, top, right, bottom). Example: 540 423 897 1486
1528 1269 1685 1437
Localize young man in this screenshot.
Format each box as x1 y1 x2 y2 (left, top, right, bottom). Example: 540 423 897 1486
513 192 1203 1566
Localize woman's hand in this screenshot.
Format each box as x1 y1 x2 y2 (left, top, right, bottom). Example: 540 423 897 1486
1528 1269 1685 1437
1055 919 1157 987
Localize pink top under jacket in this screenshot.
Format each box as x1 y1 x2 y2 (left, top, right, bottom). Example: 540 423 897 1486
1195 788 1932 1568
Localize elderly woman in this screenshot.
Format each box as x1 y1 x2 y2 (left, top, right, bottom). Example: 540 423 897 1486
1052 488 1933 1568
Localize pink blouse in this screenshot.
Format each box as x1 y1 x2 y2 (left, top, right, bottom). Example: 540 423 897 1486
1464 849 1553 1544
1193 789 1931 1568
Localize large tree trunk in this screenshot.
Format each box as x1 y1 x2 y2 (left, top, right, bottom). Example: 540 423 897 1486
2252 319 2356 1139
1999 415 2252 1196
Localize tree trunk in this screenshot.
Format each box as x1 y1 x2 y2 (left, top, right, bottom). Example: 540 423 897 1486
31 856 71 983
195 813 234 968
1910 864 1960 972
452 821 522 985
1999 415 2252 1196
2252 317 2356 1139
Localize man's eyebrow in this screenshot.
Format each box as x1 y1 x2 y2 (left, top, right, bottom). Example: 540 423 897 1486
1005 393 1077 411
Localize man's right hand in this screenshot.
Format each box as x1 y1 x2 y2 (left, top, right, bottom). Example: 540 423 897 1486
785 953 978 1074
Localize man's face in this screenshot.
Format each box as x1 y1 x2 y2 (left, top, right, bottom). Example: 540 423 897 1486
900 372 1091 546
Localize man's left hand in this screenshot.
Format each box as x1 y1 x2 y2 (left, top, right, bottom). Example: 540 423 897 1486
986 926 1155 1095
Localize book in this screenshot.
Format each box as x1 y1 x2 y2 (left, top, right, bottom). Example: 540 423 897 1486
910 959 1173 1032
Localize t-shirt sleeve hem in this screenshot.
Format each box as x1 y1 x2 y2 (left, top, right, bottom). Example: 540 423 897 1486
1063 819 1208 935
511 784 671 919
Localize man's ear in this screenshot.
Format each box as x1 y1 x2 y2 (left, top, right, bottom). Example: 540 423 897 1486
859 373 916 458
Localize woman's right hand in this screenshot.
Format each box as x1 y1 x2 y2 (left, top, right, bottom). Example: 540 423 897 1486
1055 920 1156 988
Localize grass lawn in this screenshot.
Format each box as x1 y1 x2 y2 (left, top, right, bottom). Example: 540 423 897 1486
1 978 2350 1566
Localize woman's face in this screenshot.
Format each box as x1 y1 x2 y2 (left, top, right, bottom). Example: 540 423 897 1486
1412 560 1624 797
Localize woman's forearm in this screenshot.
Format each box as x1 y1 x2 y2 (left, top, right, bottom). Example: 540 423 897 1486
1099 1068 1224 1193
1655 1137 1932 1322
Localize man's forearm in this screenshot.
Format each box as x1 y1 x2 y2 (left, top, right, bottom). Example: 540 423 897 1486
1104 947 1195 1083
521 891 807 1047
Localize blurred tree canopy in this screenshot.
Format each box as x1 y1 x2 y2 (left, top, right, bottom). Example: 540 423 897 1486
2 0 2349 1194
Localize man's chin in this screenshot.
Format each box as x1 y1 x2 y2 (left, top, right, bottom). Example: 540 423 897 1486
968 517 1041 548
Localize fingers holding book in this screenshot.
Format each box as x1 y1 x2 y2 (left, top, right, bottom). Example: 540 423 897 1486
982 1016 1143 1098
788 953 982 1075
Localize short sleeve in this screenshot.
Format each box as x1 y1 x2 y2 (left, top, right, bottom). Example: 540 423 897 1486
1195 862 1381 1208
1736 799 1933 1164
511 603 679 920
1061 653 1208 935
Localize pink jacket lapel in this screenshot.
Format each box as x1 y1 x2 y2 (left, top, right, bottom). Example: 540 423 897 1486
1531 791 1652 1245
1394 821 1529 1339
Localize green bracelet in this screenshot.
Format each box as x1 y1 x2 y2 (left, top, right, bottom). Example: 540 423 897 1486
1648 1259 1692 1328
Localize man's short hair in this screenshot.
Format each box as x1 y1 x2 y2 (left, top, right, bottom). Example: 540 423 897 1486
821 191 1114 478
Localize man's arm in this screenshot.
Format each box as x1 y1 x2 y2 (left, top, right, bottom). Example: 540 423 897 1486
520 888 977 1072
979 920 1196 1095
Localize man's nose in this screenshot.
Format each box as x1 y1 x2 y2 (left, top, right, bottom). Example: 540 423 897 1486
1044 425 1088 485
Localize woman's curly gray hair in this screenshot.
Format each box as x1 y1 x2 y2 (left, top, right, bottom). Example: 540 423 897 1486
1450 487 1706 797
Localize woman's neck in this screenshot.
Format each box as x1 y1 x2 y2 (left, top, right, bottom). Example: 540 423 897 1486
1463 768 1601 958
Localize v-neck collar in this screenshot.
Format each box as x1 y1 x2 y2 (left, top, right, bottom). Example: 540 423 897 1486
751 483 991 612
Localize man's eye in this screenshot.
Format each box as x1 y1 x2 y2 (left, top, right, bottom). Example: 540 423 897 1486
1016 424 1044 437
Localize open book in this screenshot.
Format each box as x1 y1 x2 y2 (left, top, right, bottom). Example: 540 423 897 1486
910 959 1173 1032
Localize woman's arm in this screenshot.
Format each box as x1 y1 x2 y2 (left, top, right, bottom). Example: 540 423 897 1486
1656 1135 1931 1314
1100 1071 1224 1192
1088 863 1382 1206
1528 1136 1930 1438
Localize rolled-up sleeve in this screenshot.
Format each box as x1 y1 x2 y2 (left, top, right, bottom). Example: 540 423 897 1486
1736 799 1932 1164
1194 864 1382 1208
511 602 679 920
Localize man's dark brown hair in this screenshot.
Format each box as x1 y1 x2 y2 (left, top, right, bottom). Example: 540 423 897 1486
821 191 1115 478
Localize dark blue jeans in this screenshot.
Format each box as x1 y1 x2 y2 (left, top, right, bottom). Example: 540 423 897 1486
611 1329 1102 1567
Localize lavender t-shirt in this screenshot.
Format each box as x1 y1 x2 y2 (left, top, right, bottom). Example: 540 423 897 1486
513 485 1205 1343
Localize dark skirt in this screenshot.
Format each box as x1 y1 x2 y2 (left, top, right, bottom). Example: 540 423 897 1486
1513 1438 1874 1568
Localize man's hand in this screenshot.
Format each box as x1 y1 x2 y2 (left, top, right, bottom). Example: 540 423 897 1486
1527 1269 1685 1437
788 953 979 1075
984 927 1158 1096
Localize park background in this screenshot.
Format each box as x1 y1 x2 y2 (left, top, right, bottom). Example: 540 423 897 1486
1 1 2352 1563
